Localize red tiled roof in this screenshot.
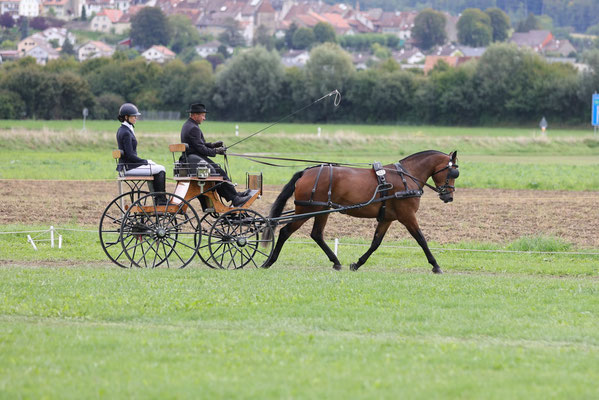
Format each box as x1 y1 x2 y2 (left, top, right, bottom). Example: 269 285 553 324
97 8 124 23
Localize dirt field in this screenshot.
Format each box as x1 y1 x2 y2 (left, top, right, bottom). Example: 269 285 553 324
1 180 598 247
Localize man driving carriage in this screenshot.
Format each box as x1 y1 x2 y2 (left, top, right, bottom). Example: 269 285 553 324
180 103 252 207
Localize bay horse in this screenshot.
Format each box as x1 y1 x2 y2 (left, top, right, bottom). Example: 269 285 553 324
263 150 459 273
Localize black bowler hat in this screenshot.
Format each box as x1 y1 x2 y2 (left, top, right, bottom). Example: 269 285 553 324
187 103 208 113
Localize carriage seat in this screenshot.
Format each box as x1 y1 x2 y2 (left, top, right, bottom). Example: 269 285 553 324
112 150 155 181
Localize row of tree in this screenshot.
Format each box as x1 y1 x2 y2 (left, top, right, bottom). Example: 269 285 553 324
352 0 599 33
0 43 597 125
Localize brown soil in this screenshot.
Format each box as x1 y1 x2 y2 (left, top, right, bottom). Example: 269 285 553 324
1 180 598 247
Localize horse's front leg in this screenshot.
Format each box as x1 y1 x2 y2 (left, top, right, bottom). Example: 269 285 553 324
404 223 443 274
350 220 392 271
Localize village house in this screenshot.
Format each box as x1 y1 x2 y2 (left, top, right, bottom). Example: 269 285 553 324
280 49 309 67
34 27 75 46
25 41 60 64
510 30 553 52
85 0 130 15
90 8 130 34
19 0 41 17
0 0 19 17
392 47 425 64
77 40 115 61
194 40 232 58
141 45 176 63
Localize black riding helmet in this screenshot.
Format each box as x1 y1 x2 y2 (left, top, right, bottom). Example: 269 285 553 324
118 103 141 122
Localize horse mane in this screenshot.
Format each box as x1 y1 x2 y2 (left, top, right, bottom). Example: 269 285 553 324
399 150 447 163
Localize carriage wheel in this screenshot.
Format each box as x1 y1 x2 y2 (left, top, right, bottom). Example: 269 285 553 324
208 209 274 270
196 212 220 269
99 190 148 268
120 192 201 269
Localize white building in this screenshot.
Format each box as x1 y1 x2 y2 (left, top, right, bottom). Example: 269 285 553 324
77 40 115 61
141 45 176 63
19 0 41 17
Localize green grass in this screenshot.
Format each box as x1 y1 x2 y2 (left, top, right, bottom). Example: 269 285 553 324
1 121 599 188
2 225 598 276
0 264 598 399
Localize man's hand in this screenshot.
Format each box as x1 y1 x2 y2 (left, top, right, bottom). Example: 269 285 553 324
214 147 226 155
212 141 224 148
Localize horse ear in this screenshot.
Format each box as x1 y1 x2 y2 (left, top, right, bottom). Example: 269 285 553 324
451 150 458 162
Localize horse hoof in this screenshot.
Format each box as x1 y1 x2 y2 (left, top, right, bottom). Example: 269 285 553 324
349 263 359 271
432 268 443 274
333 264 342 271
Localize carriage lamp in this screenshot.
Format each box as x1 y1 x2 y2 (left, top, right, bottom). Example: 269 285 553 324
196 163 210 178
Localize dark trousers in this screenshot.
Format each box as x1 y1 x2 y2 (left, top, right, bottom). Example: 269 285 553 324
187 154 237 201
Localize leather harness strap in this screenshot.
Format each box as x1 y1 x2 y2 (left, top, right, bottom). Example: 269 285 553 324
373 162 388 222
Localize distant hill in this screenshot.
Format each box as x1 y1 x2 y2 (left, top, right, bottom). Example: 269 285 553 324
323 0 598 33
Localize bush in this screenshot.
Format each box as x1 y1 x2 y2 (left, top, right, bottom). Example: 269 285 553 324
93 92 125 120
0 90 25 119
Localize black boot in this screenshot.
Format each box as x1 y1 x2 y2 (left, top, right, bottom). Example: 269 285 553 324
153 171 168 205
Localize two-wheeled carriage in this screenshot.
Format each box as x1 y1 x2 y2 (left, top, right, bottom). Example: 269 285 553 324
99 144 274 270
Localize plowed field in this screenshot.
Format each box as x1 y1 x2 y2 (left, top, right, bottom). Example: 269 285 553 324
1 180 598 247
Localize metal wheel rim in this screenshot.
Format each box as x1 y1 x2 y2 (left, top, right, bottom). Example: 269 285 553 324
208 209 274 270
196 212 220 269
120 192 201 269
99 190 148 268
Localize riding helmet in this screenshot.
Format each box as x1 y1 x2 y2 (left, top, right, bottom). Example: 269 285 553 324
118 103 141 118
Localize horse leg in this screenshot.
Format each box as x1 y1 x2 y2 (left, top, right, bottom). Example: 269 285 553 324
349 220 392 271
310 214 342 270
263 218 309 268
401 216 443 274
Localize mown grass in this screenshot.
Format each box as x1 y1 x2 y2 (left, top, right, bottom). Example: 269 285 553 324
0 262 598 399
1 225 597 276
1 123 599 189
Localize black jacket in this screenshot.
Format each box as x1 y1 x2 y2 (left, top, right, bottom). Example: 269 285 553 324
116 123 146 171
180 117 218 158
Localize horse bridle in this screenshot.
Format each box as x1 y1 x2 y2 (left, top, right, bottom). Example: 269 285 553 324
430 161 459 195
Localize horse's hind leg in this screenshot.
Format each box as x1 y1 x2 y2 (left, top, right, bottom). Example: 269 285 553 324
350 220 392 271
263 218 309 268
310 214 342 270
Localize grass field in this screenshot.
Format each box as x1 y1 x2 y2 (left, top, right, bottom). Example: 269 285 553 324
1 119 598 398
1 261 598 399
1 120 599 189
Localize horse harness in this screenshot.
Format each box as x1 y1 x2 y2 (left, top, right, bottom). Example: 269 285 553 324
293 162 430 221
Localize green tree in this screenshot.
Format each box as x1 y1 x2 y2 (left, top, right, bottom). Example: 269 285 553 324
93 92 125 119
458 8 492 47
292 27 315 50
0 65 54 118
516 13 541 33
254 25 275 50
168 14 201 54
130 7 170 49
81 6 87 21
19 17 28 40
412 9 447 51
52 71 95 119
485 7 510 42
304 43 354 121
183 59 214 108
60 39 75 56
217 18 245 47
213 46 284 120
0 90 25 118
313 22 336 44
284 22 298 49
156 59 188 111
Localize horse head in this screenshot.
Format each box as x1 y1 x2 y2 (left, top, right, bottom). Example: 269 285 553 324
430 150 459 203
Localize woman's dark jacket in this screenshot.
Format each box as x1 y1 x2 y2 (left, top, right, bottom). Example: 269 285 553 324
116 123 147 171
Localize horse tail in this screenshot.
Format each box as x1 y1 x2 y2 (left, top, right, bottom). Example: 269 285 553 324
263 169 305 243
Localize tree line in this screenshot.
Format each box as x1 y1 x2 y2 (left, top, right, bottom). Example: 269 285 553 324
0 43 597 125
351 0 599 34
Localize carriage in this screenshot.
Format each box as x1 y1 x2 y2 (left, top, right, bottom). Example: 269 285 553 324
99 143 275 270
99 144 460 273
